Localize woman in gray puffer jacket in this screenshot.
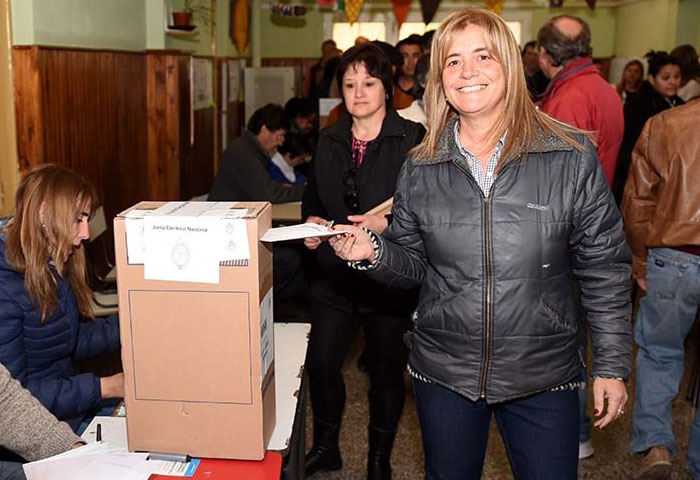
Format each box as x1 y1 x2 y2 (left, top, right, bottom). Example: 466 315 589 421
327 8 632 480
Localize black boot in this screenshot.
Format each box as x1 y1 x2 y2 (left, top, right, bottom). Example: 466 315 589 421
367 425 396 480
305 419 342 477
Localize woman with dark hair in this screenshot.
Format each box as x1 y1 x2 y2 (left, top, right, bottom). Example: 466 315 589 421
328 8 631 479
302 43 425 480
615 59 644 103
0 164 122 431
612 52 684 203
671 44 700 101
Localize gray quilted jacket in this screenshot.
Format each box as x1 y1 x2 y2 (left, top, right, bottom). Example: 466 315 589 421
371 116 632 403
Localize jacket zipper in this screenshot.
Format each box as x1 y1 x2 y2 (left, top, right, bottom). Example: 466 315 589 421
450 160 492 397
451 154 520 399
481 195 492 398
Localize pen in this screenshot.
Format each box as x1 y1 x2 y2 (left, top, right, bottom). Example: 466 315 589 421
148 452 191 463
96 423 102 442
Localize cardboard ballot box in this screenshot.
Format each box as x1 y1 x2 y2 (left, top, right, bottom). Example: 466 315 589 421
113 201 276 460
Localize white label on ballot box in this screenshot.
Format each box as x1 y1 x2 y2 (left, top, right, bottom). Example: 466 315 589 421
144 215 221 283
260 289 274 384
130 201 250 283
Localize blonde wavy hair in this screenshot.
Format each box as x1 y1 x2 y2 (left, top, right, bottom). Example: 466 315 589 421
3 164 98 321
414 7 583 163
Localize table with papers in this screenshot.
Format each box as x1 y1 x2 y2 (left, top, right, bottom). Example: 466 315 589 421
23 323 310 480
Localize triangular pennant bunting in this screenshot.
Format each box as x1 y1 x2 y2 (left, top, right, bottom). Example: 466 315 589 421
484 0 505 14
391 0 412 28
584 0 596 8
344 0 364 25
420 0 440 24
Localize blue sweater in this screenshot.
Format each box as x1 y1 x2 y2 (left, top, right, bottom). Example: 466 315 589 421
0 240 120 424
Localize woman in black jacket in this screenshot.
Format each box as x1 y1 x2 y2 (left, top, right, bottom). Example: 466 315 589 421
612 52 684 203
301 43 425 480
329 9 631 480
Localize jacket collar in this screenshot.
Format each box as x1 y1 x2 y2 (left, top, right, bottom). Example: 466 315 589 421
244 130 271 160
540 57 597 104
638 80 684 109
418 114 575 166
324 108 407 147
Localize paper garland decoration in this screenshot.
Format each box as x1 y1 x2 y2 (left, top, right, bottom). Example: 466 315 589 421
484 0 505 14
344 0 364 25
270 3 308 16
391 0 412 28
548 0 598 7
420 0 440 24
231 0 250 53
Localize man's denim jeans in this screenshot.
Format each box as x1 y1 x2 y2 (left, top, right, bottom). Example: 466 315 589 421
630 248 700 479
413 377 578 480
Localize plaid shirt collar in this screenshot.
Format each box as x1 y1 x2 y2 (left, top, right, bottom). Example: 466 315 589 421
453 122 506 197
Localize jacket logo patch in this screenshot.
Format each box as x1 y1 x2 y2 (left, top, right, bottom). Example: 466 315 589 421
527 202 550 211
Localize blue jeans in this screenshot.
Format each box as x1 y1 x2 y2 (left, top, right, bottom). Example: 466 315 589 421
578 373 592 443
630 248 700 478
413 378 579 480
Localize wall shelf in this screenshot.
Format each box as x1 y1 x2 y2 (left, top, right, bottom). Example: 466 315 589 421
166 27 198 36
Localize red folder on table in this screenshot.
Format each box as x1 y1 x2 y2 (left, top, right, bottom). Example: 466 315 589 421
150 451 283 480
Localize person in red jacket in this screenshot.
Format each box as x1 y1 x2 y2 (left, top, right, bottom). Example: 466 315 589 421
537 15 624 188
536 14 625 462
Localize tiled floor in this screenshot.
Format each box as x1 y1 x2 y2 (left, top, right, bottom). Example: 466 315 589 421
303 327 699 479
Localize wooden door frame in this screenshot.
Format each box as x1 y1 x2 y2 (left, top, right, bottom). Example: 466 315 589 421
0 0 19 217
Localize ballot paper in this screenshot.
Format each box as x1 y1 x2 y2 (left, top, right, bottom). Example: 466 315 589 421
23 443 151 480
260 222 346 242
23 416 199 480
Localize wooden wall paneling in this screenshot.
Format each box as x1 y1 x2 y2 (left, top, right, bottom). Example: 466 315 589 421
12 46 43 173
111 52 148 217
146 52 181 201
212 57 244 178
213 57 224 178
179 56 215 200
36 48 148 228
13 47 148 229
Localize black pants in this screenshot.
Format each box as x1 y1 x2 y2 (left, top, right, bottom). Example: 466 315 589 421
305 298 409 432
272 244 307 304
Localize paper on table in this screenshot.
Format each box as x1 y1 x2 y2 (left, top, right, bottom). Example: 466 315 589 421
23 442 151 480
260 223 346 242
81 416 128 450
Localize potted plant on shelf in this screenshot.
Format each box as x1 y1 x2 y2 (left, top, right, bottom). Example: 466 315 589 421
171 0 212 28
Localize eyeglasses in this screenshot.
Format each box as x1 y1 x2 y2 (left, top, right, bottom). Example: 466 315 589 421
343 167 360 213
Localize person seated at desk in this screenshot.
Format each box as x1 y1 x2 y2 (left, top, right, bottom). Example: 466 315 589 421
209 105 307 316
269 133 310 185
0 362 84 480
209 103 305 204
0 164 123 433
